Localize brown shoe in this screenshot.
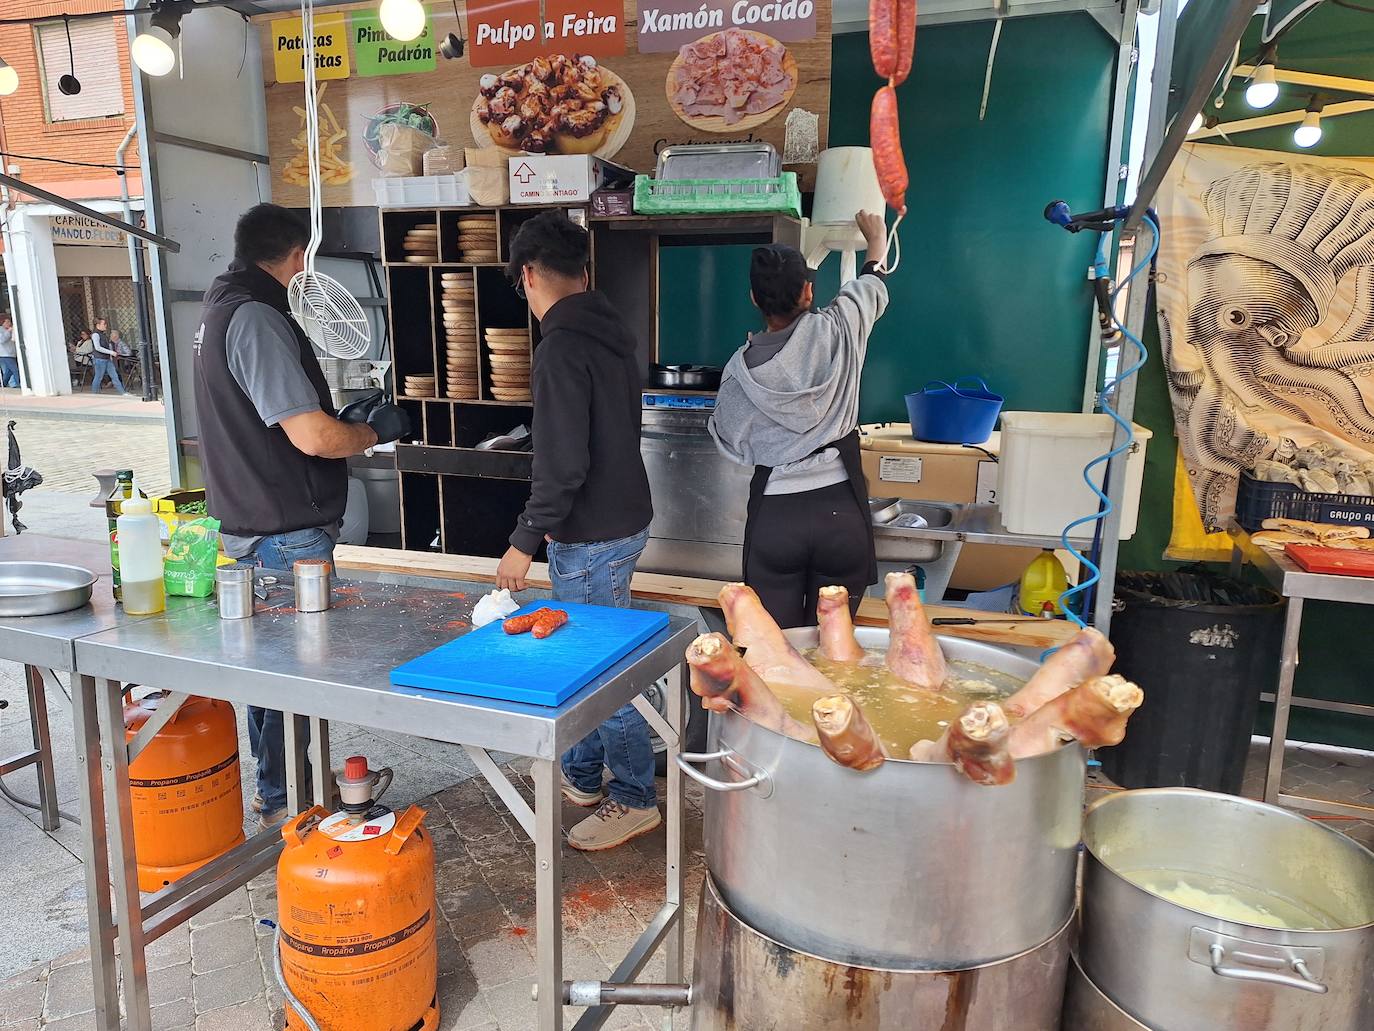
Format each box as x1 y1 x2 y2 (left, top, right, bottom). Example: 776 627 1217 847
561 769 605 808
567 799 661 852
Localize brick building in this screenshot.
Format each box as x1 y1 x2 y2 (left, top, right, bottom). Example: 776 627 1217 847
0 0 149 395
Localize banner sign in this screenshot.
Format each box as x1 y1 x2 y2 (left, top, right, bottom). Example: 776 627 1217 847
50 214 125 246
258 0 831 207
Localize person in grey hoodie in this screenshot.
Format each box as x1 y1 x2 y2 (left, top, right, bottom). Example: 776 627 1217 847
709 211 889 629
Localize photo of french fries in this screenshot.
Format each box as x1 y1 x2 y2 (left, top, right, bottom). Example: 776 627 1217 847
282 82 355 186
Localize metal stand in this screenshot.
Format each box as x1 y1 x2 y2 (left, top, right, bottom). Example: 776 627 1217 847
0 665 60 830
1230 524 1374 819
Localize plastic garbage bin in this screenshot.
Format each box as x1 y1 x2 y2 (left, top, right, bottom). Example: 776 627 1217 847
1097 570 1284 795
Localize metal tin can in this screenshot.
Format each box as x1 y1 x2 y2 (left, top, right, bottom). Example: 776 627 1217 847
294 559 332 613
215 563 255 620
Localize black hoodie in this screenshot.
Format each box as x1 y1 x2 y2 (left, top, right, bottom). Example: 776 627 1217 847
509 290 652 554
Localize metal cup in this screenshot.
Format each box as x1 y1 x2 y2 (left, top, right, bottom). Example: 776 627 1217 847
215 563 255 620
293 558 332 613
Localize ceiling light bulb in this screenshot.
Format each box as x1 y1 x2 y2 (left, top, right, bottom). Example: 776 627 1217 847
379 0 427 41
1246 63 1279 109
1189 112 1204 134
0 59 17 97
1294 109 1323 148
132 26 177 76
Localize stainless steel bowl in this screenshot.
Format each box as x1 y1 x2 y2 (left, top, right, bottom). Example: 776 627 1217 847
0 562 98 616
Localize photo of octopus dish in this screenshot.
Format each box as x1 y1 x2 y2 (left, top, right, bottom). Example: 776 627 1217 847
471 54 633 157
668 28 798 132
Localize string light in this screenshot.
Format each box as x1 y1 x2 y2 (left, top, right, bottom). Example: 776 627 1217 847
1294 98 1324 148
0 58 17 96
1246 50 1280 109
131 3 184 77
378 0 426 41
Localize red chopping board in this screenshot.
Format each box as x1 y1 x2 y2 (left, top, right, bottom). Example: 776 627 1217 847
1285 544 1374 577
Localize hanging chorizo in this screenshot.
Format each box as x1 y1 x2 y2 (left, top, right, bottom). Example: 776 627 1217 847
870 85 908 213
894 0 917 86
870 0 899 79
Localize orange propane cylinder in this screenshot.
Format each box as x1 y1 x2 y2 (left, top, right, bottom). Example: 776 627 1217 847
276 757 439 1031
124 692 246 893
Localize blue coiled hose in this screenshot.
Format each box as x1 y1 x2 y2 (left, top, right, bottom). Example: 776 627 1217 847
1053 212 1162 632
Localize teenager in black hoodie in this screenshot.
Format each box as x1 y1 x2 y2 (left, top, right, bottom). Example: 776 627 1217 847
496 211 658 851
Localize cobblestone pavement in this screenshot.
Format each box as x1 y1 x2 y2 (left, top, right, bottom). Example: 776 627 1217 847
5 414 172 497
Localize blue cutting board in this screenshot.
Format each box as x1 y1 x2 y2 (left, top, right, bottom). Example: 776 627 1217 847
390 601 670 707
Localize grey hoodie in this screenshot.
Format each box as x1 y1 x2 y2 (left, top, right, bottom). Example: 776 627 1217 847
709 272 888 494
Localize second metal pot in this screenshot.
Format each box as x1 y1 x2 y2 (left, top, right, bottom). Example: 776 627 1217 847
1080 787 1374 1031
681 627 1085 970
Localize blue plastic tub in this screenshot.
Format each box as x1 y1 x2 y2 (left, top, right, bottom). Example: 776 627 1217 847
905 378 1004 445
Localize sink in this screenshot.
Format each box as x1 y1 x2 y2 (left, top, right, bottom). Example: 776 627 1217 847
868 498 960 564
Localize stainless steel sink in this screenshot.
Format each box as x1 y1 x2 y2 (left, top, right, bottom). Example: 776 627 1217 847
869 498 961 564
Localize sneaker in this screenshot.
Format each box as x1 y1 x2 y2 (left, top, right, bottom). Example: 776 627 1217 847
259 807 291 831
560 770 605 808
251 793 265 813
567 799 661 852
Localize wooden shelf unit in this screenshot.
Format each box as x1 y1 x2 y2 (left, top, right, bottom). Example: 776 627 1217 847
383 203 802 558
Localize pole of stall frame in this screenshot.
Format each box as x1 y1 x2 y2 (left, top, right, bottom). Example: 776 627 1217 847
115 126 157 401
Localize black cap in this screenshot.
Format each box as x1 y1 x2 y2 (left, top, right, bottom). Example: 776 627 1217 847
749 244 813 318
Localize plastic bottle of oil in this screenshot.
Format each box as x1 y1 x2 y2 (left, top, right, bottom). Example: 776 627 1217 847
116 482 165 615
107 469 134 600
1019 549 1068 617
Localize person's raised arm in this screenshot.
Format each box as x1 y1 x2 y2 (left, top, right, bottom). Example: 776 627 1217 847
278 410 377 458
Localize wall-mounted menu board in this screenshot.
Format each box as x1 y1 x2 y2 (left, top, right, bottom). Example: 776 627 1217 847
257 0 832 207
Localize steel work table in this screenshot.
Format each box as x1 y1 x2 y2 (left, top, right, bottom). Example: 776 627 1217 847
72 574 698 1031
1228 521 1374 820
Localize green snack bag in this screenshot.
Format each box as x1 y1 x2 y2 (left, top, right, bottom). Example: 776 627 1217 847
163 517 222 598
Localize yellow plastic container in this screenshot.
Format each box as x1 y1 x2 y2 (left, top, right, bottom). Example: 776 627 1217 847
1019 550 1068 617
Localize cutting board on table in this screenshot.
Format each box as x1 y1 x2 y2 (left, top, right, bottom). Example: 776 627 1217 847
390 601 670 706
1285 544 1374 578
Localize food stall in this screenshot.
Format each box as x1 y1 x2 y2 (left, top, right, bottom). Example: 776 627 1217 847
4 0 1374 1029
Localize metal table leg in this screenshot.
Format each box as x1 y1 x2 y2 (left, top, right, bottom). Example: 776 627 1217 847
1264 597 1304 805
284 712 309 814
72 675 119 1029
532 758 565 1031
25 666 58 830
663 665 686 1030
94 676 152 1031
310 717 331 807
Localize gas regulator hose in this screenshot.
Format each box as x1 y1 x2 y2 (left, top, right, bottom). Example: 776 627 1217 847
271 922 324 1031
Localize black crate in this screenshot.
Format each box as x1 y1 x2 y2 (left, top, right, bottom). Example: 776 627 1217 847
1235 471 1374 532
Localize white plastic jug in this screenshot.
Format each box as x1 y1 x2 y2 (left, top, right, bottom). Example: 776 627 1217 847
116 483 165 614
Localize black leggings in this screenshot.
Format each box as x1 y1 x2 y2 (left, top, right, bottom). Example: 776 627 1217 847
744 481 873 630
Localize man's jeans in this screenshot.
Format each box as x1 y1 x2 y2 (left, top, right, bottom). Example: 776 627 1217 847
551 527 656 810
0 357 19 388
246 528 334 811
91 357 125 394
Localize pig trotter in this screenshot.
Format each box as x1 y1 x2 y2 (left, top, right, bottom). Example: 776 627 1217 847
812 693 887 771
945 702 1015 786
686 633 816 741
719 583 834 693
1010 674 1144 758
1003 627 1115 719
817 585 866 663
884 572 948 690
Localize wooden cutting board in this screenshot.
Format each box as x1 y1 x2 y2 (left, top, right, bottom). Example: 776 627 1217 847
336 546 1079 650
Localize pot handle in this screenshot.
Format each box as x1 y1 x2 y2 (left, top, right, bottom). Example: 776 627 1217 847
677 748 769 794
1206 942 1329 995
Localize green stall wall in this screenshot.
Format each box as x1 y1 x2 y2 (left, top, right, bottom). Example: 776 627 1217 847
658 14 1116 424
1118 7 1374 750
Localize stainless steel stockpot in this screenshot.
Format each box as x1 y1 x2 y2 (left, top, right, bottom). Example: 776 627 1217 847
1080 787 1374 1031
681 627 1085 970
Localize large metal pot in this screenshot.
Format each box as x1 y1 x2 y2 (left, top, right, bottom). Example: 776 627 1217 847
1080 787 1374 1031
691 874 1073 1030
680 627 1085 970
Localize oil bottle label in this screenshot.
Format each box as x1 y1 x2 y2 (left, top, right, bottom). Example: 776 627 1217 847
282 910 432 957
318 806 396 843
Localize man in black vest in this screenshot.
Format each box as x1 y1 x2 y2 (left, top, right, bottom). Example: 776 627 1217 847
195 203 409 828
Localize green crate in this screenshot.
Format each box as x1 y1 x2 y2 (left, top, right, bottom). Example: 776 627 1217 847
633 173 801 218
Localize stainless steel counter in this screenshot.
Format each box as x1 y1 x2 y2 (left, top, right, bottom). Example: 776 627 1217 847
62 572 696 1031
1228 521 1374 821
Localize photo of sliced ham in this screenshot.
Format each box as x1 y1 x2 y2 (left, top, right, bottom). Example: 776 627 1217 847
667 28 799 131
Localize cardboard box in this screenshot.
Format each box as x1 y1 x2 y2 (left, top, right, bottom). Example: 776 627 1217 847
508 156 634 204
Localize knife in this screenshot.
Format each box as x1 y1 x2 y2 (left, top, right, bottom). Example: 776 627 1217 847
931 617 1037 627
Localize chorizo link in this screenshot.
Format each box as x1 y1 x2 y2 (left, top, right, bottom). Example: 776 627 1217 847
894 0 916 85
503 611 541 635
870 86 908 213
532 608 569 639
870 0 899 78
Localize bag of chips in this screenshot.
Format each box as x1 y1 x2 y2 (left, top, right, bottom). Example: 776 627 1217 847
163 517 222 598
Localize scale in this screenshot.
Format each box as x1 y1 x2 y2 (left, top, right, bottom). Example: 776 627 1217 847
643 391 717 411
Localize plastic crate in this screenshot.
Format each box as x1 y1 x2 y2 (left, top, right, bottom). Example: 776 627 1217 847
632 173 801 217
372 172 470 209
1234 471 1374 532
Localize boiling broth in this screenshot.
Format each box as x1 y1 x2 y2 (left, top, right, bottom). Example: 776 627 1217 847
1119 868 1340 930
766 648 1026 757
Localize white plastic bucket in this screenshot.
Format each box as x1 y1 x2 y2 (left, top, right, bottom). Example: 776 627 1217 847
996 412 1153 539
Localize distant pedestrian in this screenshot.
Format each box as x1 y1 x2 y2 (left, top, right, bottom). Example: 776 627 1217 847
90 316 126 395
0 314 18 388
110 329 133 357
